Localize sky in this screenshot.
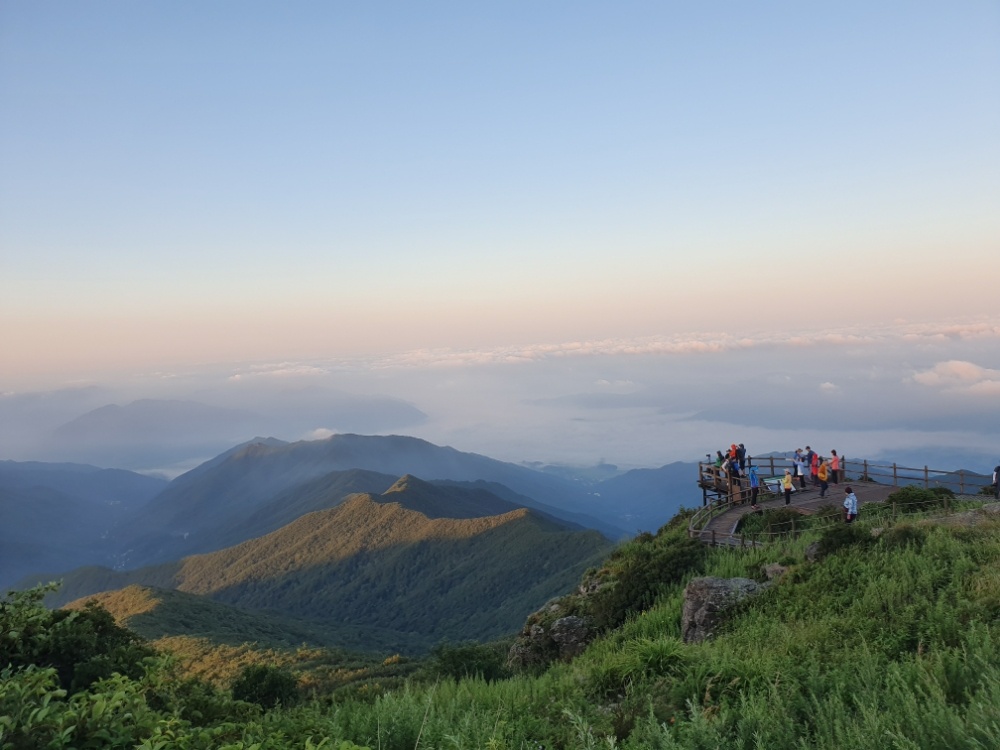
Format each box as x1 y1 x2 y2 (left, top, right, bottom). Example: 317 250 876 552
1 2 999 473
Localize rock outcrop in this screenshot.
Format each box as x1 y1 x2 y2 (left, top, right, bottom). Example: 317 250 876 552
681 576 765 643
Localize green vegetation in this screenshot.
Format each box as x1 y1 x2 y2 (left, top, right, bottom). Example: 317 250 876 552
5 499 1000 748
46 495 613 652
231 664 300 708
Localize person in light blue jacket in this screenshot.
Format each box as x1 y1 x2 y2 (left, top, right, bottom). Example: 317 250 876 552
748 465 760 509
843 487 858 523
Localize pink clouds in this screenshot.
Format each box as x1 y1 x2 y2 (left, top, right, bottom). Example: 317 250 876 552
911 360 1000 395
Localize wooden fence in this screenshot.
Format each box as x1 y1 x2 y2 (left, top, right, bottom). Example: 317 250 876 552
698 456 993 503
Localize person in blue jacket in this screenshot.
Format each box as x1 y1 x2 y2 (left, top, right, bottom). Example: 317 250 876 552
748 465 760 509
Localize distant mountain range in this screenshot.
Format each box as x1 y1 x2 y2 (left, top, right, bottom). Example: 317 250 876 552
6 432 704 653
104 434 644 567
43 399 264 470
17 396 429 472
5 433 701 585
44 480 614 649
0 461 166 589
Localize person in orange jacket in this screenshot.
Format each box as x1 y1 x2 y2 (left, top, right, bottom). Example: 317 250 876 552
817 457 830 498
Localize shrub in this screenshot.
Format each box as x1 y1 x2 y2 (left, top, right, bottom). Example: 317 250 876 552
0 585 155 694
885 485 951 513
231 664 300 708
815 523 871 558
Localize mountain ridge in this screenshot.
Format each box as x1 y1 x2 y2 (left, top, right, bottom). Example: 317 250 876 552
42 483 613 648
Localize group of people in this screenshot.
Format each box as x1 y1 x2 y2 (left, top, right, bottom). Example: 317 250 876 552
785 446 840 498
780 447 857 523
711 443 858 522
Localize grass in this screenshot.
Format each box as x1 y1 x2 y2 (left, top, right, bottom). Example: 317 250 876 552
8 506 1000 749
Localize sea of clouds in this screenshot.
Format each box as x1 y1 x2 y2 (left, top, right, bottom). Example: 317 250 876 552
2 319 998 475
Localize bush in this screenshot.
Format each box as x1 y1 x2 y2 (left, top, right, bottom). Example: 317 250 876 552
815 523 871 558
885 485 952 513
0 585 155 694
231 664 300 708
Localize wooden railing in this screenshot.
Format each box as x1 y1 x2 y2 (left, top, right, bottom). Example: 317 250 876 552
690 454 994 544
697 456 993 498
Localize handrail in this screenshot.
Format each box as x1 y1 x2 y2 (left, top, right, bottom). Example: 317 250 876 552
697 456 994 495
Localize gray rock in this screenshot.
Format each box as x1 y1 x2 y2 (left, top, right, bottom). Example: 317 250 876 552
681 577 764 643
761 563 788 581
550 616 593 659
804 541 822 562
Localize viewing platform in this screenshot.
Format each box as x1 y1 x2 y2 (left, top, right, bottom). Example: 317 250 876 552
691 455 993 546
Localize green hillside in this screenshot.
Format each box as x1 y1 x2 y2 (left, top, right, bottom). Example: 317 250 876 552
7 490 1000 749
63 584 428 655
62 585 423 689
45 484 613 649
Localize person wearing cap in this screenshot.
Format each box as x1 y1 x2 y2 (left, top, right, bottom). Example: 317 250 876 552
843 486 858 523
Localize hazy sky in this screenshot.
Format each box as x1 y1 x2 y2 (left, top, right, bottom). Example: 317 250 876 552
2 3 999 471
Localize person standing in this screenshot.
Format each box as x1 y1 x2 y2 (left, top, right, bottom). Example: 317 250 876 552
817 457 830 498
737 443 747 472
830 449 840 485
994 463 999 500
793 449 808 490
748 465 761 508
782 469 794 506
843 487 858 523
809 448 820 487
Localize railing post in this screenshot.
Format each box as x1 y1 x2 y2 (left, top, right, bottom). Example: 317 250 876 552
960 470 965 495
893 463 898 487
769 456 775 475
864 459 869 481
924 465 929 489
711 530 717 547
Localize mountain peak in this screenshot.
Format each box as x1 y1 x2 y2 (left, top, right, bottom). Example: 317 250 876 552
384 474 432 495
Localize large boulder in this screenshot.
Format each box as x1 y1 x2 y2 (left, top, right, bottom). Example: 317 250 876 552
507 614 597 669
681 577 764 643
549 616 593 659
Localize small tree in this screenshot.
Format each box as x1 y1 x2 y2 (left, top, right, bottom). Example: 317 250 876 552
0 584 154 693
